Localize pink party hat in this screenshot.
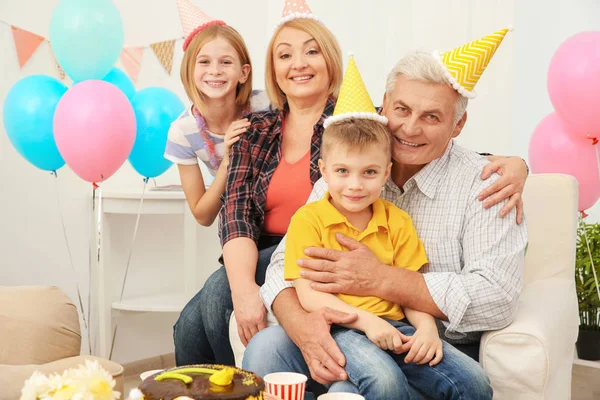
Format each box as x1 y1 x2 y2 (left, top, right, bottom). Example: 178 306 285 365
274 0 322 31
177 0 226 51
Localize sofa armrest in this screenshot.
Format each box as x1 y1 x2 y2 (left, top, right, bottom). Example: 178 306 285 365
480 278 578 400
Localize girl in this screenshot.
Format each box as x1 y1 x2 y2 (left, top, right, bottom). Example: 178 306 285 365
164 19 269 227
165 9 268 366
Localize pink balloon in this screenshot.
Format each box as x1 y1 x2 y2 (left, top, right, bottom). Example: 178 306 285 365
54 80 136 183
547 31 600 138
529 112 600 211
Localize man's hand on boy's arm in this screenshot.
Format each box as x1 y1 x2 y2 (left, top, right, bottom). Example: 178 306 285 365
402 307 443 366
300 233 447 320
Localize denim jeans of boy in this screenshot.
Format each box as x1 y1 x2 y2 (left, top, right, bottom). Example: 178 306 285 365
243 319 493 400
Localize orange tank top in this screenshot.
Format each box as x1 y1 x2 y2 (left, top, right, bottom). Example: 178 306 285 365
263 144 313 236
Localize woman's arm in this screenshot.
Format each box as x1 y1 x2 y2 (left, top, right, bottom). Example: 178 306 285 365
220 121 267 344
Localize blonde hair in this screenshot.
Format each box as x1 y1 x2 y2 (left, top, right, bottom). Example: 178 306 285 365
265 19 343 110
180 25 253 114
322 119 392 160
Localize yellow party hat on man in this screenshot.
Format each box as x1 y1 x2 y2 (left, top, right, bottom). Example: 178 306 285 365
434 27 513 99
324 54 388 129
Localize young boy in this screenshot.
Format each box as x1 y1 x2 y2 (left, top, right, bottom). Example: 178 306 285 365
284 118 443 367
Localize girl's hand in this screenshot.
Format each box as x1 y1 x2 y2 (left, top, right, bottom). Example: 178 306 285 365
224 118 251 156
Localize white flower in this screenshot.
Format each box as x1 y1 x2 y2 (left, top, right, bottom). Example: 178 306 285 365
19 360 121 400
20 371 51 400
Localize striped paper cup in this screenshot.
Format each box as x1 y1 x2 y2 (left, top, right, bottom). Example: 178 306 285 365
263 372 308 400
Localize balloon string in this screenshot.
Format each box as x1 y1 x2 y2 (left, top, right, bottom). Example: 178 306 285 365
92 183 103 354
52 171 92 355
109 178 148 360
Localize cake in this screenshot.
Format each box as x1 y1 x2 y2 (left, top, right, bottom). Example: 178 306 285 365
128 364 265 400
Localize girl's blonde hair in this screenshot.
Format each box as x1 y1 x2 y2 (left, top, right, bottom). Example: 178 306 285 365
265 19 343 110
180 24 253 114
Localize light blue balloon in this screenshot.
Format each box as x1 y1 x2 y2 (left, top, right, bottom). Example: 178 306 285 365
50 0 124 82
3 75 68 171
102 67 136 100
129 87 185 178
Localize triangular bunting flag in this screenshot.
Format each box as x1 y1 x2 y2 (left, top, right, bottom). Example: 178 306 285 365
11 26 44 68
120 47 144 82
151 40 176 75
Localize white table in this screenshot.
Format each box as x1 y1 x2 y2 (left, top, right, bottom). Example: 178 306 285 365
94 190 220 359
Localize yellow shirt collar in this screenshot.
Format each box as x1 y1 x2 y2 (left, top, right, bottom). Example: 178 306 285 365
317 192 389 235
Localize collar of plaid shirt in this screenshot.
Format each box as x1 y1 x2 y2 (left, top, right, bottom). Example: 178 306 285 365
219 96 337 247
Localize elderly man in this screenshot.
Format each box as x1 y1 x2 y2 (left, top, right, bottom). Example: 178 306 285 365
242 45 528 399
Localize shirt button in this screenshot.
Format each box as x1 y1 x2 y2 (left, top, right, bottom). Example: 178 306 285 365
353 230 359 236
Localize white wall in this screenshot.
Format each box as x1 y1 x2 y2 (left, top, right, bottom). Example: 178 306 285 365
1 0 598 364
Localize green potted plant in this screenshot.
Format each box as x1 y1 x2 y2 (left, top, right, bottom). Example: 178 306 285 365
575 221 600 360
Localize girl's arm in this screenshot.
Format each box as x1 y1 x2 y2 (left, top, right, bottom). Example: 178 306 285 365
178 158 228 227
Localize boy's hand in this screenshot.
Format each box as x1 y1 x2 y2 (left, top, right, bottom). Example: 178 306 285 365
363 316 410 353
402 325 443 366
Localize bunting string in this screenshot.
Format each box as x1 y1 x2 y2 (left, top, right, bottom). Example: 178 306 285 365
0 19 183 82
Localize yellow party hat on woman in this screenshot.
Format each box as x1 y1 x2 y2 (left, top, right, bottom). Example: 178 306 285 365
433 27 513 99
324 54 388 129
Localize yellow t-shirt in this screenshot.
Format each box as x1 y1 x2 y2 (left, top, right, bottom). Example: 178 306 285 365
284 192 428 321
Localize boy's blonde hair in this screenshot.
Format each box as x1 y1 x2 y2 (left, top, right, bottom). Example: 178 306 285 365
265 19 343 110
321 119 392 160
180 24 252 114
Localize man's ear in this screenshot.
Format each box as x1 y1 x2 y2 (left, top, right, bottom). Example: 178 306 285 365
239 64 251 84
318 158 328 183
452 111 468 138
381 92 388 114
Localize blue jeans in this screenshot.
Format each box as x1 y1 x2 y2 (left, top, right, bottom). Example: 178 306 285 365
243 320 493 400
173 240 280 366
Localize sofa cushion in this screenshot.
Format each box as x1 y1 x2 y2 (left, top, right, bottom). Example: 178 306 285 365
0 286 81 365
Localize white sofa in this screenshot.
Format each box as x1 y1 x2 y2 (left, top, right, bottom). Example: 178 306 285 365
230 173 580 399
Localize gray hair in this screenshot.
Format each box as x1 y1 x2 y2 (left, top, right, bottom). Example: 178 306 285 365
385 50 468 125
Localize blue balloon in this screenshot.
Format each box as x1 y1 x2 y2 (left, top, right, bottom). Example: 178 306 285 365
3 75 67 171
129 87 185 178
50 0 124 82
102 68 136 100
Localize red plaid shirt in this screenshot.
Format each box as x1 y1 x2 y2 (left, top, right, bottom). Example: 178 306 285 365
219 97 336 247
